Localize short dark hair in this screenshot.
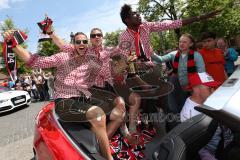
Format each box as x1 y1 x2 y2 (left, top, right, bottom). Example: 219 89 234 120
73 32 87 43
120 4 132 25
201 31 216 41
90 28 103 35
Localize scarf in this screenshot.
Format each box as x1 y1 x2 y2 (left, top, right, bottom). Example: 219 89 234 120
173 50 197 89
2 30 27 81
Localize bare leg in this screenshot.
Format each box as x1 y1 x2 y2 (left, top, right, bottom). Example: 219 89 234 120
128 92 141 133
107 97 125 139
86 106 113 160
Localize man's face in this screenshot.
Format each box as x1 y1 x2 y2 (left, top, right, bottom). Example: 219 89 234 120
125 10 142 27
111 57 128 75
202 38 216 50
90 29 103 47
199 85 214 101
74 34 88 55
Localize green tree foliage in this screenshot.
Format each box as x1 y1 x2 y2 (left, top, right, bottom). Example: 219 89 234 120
37 40 59 56
104 29 123 47
137 0 240 51
37 40 59 73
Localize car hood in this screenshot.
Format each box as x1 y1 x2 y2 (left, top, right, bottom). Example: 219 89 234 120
0 90 29 99
195 66 240 132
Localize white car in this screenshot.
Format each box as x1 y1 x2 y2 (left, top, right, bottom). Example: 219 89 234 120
0 86 31 113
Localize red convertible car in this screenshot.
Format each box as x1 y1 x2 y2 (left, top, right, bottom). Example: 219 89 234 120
33 67 240 160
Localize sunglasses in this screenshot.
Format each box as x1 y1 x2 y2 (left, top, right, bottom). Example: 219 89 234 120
75 40 88 44
90 33 103 38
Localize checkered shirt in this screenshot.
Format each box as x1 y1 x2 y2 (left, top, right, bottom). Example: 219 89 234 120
26 49 102 99
119 20 182 59
62 44 122 88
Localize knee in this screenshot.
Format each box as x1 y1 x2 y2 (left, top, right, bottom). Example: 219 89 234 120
110 106 125 123
86 106 106 128
114 97 125 111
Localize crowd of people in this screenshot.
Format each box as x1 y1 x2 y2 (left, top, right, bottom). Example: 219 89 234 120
0 69 54 102
1 3 239 160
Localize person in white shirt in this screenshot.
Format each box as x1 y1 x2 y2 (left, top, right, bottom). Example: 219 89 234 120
180 72 234 160
180 72 221 122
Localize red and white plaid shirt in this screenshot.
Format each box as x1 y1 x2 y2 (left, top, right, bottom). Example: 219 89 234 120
26 48 102 99
62 44 122 88
119 20 182 59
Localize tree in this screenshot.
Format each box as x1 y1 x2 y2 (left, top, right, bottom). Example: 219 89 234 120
181 0 240 40
138 0 187 38
104 29 123 47
37 40 59 56
137 0 240 51
36 40 59 74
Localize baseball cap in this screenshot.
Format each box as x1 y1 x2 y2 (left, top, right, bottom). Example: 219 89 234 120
189 72 222 88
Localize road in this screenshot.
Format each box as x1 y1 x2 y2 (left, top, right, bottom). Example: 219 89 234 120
0 101 50 160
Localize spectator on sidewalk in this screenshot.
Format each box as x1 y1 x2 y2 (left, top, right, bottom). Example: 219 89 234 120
44 72 54 100
31 74 39 101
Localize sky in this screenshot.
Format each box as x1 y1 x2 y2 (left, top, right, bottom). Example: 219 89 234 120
0 0 139 52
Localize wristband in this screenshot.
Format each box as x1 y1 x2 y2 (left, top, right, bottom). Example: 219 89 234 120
46 31 53 35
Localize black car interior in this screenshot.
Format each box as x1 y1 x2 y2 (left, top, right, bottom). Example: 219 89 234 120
144 114 218 160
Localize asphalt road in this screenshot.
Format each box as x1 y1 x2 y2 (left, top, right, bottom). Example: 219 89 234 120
0 101 51 160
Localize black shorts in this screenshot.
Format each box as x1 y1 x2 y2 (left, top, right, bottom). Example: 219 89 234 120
55 96 101 128
92 82 116 94
55 91 115 127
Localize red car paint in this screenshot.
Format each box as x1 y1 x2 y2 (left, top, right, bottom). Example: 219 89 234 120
33 102 85 160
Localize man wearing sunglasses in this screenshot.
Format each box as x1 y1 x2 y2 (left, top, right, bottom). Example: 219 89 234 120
2 29 117 160
47 25 141 145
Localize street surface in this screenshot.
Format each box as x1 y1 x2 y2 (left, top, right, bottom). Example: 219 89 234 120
0 101 50 160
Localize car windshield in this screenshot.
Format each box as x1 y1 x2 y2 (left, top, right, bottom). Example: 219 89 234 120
0 86 11 93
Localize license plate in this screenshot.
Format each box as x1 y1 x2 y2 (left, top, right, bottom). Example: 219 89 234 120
15 99 25 103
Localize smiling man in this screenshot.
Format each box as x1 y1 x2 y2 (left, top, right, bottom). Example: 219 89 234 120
2 30 117 160
119 4 220 62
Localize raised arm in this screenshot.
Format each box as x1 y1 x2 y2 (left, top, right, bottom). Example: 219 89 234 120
3 30 31 62
3 30 67 69
151 51 177 63
46 24 66 49
148 9 221 32
182 9 221 26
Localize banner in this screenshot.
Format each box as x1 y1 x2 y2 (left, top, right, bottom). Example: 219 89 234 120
2 30 27 81
2 41 17 81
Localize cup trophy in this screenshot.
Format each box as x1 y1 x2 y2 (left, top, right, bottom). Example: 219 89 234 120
37 16 53 42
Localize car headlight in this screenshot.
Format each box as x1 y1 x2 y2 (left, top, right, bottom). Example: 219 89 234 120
0 99 9 103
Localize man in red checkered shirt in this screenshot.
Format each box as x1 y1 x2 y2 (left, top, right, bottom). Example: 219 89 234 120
48 26 137 144
117 4 221 133
3 30 121 160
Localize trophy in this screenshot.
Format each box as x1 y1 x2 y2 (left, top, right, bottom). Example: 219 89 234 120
37 15 53 42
